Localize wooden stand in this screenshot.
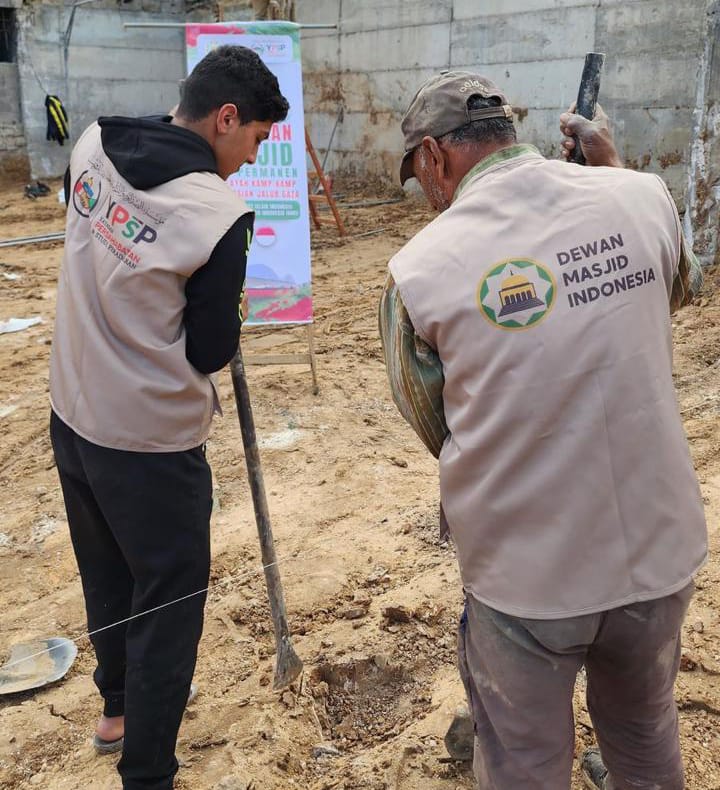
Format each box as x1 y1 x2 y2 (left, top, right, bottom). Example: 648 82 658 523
243 323 319 395
305 128 346 236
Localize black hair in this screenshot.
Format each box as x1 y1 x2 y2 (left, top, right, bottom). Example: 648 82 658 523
439 94 516 147
178 45 289 124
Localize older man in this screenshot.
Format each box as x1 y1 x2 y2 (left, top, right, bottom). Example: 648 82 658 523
379 71 707 790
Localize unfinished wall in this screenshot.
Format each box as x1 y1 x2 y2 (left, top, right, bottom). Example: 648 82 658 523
299 0 719 262
17 0 186 179
0 61 28 181
0 0 28 181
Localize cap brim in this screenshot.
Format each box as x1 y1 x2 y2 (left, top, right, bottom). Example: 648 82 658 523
399 149 415 186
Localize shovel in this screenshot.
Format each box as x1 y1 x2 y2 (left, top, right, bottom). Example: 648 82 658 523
229 345 303 690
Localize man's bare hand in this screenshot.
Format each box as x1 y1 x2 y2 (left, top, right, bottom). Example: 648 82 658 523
559 102 623 168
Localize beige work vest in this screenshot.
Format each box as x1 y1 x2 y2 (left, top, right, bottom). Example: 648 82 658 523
390 148 707 618
50 123 250 451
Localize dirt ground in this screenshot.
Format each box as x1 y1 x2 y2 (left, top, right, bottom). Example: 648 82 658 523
0 177 718 790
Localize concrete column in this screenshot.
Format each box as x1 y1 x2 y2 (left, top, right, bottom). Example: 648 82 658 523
685 0 720 266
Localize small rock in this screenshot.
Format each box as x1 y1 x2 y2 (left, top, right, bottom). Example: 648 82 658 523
339 606 367 620
366 566 389 585
680 652 698 672
692 620 705 634
352 591 372 606
312 742 341 758
382 604 413 623
281 691 296 708
320 638 334 648
259 674 270 687
390 456 408 468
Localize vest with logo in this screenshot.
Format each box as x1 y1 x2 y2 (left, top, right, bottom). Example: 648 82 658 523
50 123 251 451
390 149 707 618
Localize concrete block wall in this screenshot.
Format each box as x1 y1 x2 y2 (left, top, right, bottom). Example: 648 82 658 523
298 0 714 225
0 62 28 180
16 0 186 179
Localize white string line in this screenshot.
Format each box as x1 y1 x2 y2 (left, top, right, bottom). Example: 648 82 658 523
2 500 444 674
2 550 313 674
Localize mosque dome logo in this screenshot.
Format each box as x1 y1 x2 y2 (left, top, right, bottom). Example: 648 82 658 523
477 259 556 330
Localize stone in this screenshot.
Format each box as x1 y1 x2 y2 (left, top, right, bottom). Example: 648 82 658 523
312 742 341 758
339 605 367 620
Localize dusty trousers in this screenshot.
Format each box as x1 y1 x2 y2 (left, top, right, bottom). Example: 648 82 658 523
458 584 694 790
50 410 212 790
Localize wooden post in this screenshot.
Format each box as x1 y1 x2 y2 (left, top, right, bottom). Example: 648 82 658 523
305 128 346 236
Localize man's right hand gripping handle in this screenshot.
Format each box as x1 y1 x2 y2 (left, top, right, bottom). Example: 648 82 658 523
559 102 624 168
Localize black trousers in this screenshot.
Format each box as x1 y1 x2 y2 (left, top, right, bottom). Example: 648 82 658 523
50 411 212 790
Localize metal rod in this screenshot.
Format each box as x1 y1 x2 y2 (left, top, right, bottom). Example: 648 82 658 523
123 22 337 29
0 232 65 248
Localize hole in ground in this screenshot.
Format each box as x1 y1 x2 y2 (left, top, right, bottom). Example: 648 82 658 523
311 655 431 748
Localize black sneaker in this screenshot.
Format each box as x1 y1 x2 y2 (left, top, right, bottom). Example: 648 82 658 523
581 748 609 789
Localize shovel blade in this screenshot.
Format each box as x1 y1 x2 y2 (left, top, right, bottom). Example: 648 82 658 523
0 637 77 696
273 636 304 691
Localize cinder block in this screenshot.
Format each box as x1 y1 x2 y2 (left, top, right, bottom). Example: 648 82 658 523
297 0 340 26
65 45 184 83
449 57 592 110
21 6 184 51
453 0 597 20
334 109 404 155
301 30 339 71
367 67 439 113
340 0 451 33
340 23 450 72
451 7 595 66
596 0 705 54
601 54 699 109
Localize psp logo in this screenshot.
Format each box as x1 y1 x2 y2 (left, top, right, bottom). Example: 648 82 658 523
73 171 102 217
105 200 157 244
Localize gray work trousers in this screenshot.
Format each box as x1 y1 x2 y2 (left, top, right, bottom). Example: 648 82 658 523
457 584 694 790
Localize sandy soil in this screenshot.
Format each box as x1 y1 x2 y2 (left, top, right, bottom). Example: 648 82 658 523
0 179 718 790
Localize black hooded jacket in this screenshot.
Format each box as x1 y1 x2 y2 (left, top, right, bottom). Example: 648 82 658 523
64 115 253 375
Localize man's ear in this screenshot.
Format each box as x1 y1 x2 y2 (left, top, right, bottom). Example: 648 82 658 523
216 103 240 135
420 136 448 181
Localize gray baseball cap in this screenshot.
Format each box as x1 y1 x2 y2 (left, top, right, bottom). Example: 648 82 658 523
399 71 513 185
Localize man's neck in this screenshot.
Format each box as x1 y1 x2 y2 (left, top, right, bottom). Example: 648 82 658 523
171 113 214 148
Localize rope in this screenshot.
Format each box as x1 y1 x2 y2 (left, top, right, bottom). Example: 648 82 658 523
1 551 309 674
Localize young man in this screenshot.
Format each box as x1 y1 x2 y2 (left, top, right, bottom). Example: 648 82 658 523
50 46 288 789
380 71 707 790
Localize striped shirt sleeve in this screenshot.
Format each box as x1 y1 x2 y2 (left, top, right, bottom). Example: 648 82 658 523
378 273 448 458
670 234 703 313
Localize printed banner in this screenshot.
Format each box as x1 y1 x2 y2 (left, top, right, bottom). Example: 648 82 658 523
186 22 312 324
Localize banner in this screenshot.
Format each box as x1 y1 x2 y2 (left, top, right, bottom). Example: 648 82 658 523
186 22 312 325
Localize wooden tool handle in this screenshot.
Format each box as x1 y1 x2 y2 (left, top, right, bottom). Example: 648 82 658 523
569 52 606 166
